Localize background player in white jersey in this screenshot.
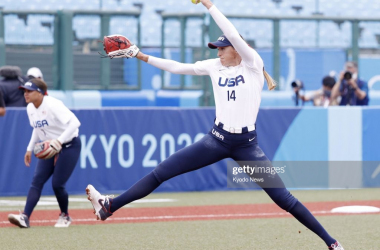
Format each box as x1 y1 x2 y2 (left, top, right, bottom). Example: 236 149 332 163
8 78 81 228
86 0 343 249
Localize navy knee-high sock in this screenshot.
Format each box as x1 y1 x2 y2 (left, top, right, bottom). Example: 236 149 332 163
24 187 42 218
54 191 69 215
110 172 160 213
289 201 336 246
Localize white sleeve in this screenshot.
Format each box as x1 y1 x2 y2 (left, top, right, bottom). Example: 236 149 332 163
27 129 39 152
57 115 81 144
193 59 216 75
147 56 198 75
48 98 74 125
209 5 263 70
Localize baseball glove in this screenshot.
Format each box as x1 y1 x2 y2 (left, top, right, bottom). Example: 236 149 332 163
101 34 140 59
33 139 61 160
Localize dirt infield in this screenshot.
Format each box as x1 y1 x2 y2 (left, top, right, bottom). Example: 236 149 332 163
1 200 379 228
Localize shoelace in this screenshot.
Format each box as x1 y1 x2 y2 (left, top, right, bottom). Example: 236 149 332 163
56 213 71 224
103 195 114 212
105 195 115 209
329 242 340 249
58 213 69 220
18 210 26 219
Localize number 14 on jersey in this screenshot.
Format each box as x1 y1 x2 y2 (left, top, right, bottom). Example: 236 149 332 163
227 90 236 101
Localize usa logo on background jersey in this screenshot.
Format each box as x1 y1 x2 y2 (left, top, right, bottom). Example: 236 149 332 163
33 120 49 128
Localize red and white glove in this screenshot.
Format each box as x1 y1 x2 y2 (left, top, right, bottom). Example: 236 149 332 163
102 34 140 59
50 139 62 152
34 139 62 160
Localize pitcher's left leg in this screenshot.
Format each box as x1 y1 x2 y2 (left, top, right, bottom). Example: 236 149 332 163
232 143 337 247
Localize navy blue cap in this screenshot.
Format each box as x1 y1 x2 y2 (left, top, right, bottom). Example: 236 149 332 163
208 35 233 49
19 81 45 94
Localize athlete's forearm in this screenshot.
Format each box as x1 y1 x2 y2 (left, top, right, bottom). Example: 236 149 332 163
26 129 39 152
136 51 149 63
147 56 197 75
57 116 81 144
208 5 258 67
201 0 213 9
208 5 240 44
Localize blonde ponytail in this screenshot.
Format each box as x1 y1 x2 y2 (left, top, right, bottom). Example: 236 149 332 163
263 68 277 91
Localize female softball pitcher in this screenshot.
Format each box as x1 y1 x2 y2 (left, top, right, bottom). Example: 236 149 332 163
87 0 343 249
8 78 81 228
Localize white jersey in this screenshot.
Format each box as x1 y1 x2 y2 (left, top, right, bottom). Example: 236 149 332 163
197 5 265 128
194 56 263 128
148 5 265 129
26 96 79 144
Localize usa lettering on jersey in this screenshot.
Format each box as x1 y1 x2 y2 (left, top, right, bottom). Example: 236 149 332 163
33 120 49 128
212 129 224 140
218 75 245 87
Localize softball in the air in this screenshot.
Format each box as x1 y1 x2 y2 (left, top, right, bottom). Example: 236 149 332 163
191 0 200 4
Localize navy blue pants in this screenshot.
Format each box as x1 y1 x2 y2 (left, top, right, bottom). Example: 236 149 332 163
111 125 336 246
24 137 81 218
113 125 297 212
154 125 298 211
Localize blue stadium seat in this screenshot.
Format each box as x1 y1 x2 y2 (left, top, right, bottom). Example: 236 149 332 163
2 0 380 48
109 17 138 42
73 16 100 39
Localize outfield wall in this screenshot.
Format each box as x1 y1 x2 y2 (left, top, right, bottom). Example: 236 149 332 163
0 107 379 196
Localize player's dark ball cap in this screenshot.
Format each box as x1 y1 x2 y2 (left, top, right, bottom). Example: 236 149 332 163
208 35 233 49
19 81 45 94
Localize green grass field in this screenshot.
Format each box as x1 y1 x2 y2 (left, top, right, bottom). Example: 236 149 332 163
1 188 380 250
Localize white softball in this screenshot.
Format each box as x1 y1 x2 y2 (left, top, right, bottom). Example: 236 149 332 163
191 0 200 4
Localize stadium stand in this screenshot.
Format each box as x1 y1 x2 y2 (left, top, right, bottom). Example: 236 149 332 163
1 0 380 107
2 0 380 48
